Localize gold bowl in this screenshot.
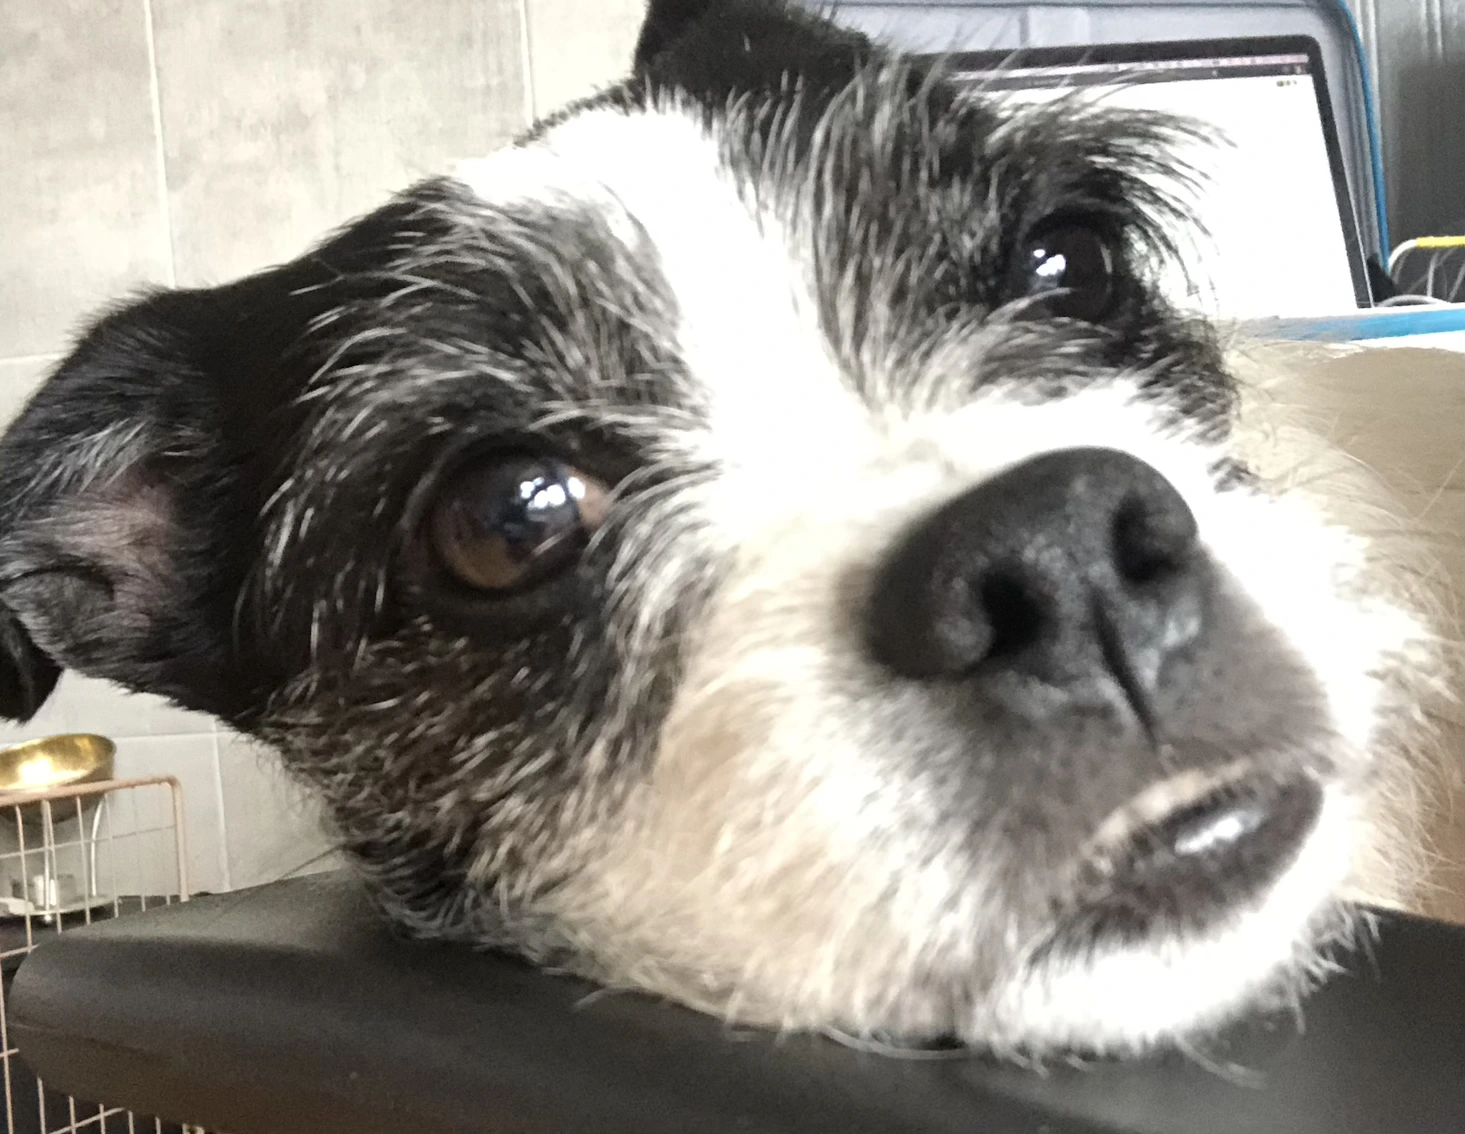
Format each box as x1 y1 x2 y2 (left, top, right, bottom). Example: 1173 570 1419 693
0 735 115 796
0 736 117 914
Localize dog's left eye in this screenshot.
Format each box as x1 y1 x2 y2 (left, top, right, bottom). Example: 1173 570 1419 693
429 456 610 592
1014 221 1118 321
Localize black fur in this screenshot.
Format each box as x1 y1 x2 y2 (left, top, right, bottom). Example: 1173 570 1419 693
635 0 873 102
0 603 59 721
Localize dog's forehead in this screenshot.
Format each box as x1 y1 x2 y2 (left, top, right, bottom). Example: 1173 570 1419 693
457 105 854 483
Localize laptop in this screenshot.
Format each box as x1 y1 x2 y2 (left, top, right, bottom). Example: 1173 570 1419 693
938 37 1374 320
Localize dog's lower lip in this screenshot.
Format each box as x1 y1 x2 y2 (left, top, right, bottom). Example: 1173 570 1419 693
1040 776 1325 956
1110 775 1322 892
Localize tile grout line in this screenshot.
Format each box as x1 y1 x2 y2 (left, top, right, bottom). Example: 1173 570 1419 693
517 0 537 126
140 0 178 288
210 731 233 893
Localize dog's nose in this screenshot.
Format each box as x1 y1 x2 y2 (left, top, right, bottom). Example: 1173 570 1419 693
867 448 1205 717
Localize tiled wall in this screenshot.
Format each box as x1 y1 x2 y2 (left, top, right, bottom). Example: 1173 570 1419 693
0 0 647 894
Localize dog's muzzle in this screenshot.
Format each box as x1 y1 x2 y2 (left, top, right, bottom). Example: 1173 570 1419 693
866 447 1325 933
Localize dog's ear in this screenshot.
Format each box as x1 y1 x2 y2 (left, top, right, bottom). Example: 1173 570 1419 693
633 0 717 70
0 291 277 725
0 602 61 722
632 0 873 95
0 188 463 728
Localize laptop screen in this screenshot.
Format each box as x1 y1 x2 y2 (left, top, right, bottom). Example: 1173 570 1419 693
943 38 1371 319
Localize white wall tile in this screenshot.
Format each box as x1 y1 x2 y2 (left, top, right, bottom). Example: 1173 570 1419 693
110 733 229 895
0 674 217 747
217 732 335 890
91 781 192 901
0 0 171 357
523 0 645 116
152 0 529 285
0 356 56 430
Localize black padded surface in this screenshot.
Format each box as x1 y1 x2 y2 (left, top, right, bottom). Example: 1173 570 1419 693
10 873 1465 1134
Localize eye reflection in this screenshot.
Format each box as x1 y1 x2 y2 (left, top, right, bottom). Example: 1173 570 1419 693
1032 248 1069 283
1015 221 1118 321
431 457 610 592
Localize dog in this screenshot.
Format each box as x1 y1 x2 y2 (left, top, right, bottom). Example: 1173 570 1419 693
0 0 1436 1055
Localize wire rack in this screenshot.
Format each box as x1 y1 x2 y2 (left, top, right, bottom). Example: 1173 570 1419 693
0 776 207 1134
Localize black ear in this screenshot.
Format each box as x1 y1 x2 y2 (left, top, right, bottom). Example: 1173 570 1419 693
0 297 272 726
633 0 717 71
0 601 61 721
0 187 463 729
632 0 873 96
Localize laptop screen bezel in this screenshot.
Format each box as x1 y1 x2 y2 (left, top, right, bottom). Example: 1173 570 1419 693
925 35 1373 309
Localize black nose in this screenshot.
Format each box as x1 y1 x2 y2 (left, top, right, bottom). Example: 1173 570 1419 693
867 448 1206 719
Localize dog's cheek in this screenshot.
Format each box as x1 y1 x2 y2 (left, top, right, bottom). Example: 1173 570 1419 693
1182 474 1436 912
534 560 997 1034
1195 485 1420 756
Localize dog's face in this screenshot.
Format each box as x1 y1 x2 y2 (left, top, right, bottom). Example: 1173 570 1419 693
0 0 1424 1053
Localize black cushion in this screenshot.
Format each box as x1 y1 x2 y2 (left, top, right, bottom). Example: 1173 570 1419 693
10 873 1465 1134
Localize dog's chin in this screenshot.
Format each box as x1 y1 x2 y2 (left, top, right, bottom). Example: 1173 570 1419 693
568 758 1363 1059
963 783 1360 1055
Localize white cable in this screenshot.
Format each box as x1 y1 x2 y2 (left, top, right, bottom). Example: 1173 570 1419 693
1387 238 1419 276
1377 294 1452 307
1449 256 1465 303
1390 236 1465 284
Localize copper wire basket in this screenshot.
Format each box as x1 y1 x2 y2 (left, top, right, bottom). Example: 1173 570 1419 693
0 735 202 1134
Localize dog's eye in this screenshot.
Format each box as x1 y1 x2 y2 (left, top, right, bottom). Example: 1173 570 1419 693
430 456 609 591
1015 222 1117 321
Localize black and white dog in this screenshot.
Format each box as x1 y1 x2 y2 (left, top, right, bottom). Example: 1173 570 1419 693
0 0 1432 1054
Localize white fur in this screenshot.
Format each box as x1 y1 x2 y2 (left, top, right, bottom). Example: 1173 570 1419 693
457 106 859 507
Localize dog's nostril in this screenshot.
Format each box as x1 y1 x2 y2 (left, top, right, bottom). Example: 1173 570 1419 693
1111 490 1198 586
980 572 1044 659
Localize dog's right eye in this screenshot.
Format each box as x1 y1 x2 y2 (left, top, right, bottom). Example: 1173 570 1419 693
429 456 610 592
1013 220 1119 322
